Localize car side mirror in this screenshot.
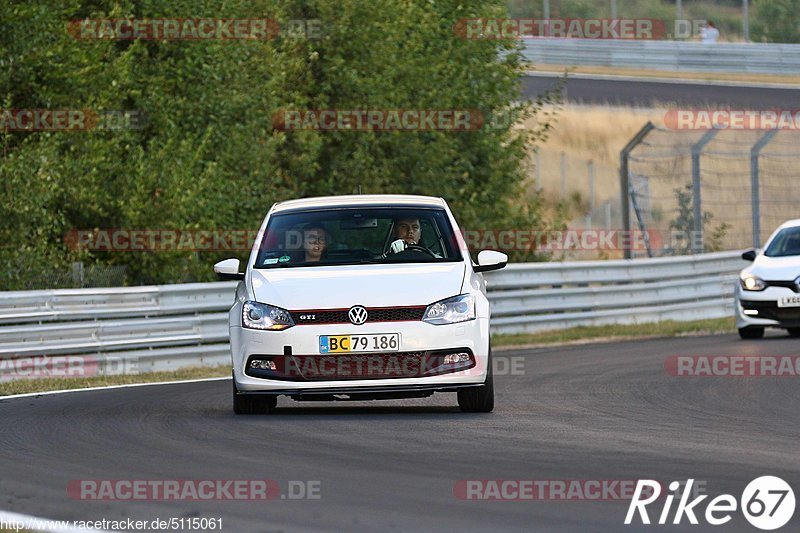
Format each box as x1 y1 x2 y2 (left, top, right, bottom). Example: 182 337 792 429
214 258 244 280
474 250 507 273
741 249 757 262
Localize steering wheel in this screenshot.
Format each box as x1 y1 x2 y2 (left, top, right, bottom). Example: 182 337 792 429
397 244 436 258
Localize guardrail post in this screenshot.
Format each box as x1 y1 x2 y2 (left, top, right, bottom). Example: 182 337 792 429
620 121 655 259
690 128 719 254
750 129 778 248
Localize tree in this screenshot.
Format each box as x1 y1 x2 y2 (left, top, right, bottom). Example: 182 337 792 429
752 0 800 43
0 0 555 289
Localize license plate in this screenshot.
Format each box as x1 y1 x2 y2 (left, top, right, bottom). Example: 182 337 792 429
319 334 400 354
778 296 800 308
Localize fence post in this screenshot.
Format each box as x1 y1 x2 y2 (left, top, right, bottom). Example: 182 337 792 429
690 128 719 254
588 159 595 213
750 129 778 249
620 121 654 259
629 174 653 257
71 262 84 288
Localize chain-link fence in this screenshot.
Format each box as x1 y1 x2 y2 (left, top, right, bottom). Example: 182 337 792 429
531 125 800 260
624 126 800 257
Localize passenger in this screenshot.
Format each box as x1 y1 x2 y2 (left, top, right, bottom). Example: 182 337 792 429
302 226 328 262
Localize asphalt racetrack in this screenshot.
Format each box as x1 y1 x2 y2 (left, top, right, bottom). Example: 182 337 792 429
1 333 798 532
522 73 800 108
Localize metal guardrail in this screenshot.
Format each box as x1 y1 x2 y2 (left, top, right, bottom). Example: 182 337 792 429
522 39 800 74
0 252 744 379
487 251 741 334
0 283 238 377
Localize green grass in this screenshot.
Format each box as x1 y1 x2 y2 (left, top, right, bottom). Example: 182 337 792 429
492 317 735 347
0 365 230 397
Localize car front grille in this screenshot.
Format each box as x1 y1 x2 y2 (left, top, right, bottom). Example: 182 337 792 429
290 306 426 325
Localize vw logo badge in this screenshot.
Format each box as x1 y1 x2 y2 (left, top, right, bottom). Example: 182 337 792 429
348 305 368 325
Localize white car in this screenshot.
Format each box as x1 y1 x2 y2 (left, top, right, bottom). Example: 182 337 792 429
214 195 507 414
736 219 800 339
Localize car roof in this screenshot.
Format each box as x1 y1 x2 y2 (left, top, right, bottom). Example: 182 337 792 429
271 194 446 213
777 219 800 230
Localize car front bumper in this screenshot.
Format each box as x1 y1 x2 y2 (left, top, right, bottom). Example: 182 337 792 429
735 285 800 329
230 317 491 392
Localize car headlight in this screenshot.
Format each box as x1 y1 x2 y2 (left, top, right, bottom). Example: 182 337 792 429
242 301 295 330
740 275 766 291
423 294 476 325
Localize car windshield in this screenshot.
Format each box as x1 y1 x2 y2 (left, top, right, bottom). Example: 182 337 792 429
765 227 800 257
254 206 462 268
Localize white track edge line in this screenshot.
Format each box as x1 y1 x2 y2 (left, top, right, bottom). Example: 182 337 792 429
0 377 230 401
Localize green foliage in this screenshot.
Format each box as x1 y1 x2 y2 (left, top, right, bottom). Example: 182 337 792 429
668 184 730 254
752 0 800 43
1 0 555 289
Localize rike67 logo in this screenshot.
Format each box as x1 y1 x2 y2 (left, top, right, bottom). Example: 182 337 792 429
625 477 795 530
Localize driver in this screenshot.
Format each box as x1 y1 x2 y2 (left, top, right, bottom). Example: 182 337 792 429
394 217 422 246
388 217 440 257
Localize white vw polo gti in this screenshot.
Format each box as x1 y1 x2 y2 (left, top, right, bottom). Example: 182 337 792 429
214 195 507 414
736 219 800 339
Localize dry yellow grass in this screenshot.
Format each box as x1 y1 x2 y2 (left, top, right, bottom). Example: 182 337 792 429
524 104 667 213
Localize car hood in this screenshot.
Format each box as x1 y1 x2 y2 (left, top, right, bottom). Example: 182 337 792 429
746 255 800 281
249 262 466 309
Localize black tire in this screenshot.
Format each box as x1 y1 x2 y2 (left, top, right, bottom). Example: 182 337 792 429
787 328 800 338
232 378 277 415
738 327 765 340
458 353 494 413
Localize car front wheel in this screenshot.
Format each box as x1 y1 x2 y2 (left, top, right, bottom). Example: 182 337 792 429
738 327 765 340
457 355 494 413
232 377 277 414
